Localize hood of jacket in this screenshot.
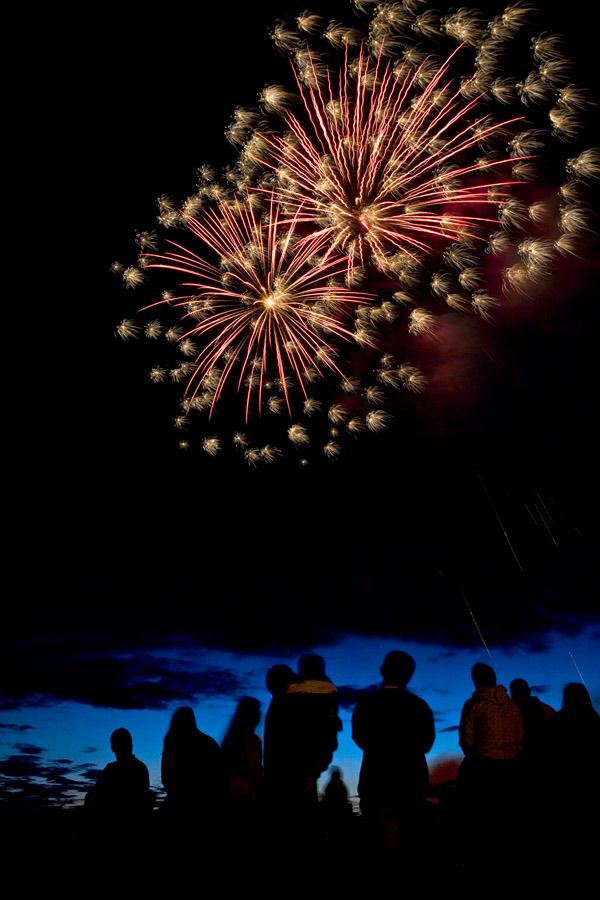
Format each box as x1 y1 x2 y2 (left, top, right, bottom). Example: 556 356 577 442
473 685 511 705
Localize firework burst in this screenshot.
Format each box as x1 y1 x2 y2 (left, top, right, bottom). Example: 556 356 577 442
116 0 598 464
143 196 376 421
253 46 522 276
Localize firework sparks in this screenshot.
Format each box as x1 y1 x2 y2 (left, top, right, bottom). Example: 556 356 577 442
252 46 522 277
116 0 597 463
144 196 376 421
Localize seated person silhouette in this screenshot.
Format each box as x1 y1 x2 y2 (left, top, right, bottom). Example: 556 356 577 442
86 727 153 822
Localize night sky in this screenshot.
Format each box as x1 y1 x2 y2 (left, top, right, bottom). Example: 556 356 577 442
5 0 599 806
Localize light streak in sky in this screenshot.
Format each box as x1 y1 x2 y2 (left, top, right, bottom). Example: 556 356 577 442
461 589 492 657
568 650 588 687
477 472 524 573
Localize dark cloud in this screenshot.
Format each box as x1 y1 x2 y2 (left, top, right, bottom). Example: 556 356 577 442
433 712 450 723
0 723 34 732
0 639 247 711
12 743 45 755
73 762 102 776
530 684 550 695
79 768 102 782
0 756 46 779
336 684 378 709
82 747 98 754
439 725 460 733
0 752 95 808
420 683 451 696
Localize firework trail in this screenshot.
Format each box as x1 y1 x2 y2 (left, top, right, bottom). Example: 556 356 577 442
461 589 493 657
568 650 588 688
115 1 598 464
477 472 524 573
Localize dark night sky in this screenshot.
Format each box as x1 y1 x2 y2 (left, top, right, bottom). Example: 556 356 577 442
5 1 599 801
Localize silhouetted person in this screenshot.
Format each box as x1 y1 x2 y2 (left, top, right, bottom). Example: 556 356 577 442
220 697 263 867
161 706 222 824
86 727 152 821
352 651 435 871
322 766 353 819
507 678 555 876
545 682 600 807
509 677 555 763
285 654 342 805
544 683 600 888
222 697 262 801
457 663 523 878
459 663 523 764
263 663 296 800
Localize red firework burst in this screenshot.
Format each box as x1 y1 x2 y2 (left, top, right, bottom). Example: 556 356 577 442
254 46 523 273
144 197 376 420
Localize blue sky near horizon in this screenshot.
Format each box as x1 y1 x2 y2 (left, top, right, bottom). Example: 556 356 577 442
2 624 598 806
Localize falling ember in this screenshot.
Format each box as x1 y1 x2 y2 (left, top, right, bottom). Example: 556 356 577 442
568 651 588 688
461 590 493 658
477 473 524 574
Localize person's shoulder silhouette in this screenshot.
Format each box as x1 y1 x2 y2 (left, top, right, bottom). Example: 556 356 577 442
161 705 223 811
86 727 152 818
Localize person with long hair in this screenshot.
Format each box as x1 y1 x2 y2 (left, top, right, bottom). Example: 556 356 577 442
221 697 262 802
161 705 223 821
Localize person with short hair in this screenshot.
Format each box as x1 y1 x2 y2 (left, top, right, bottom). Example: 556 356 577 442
352 651 435 863
285 654 342 805
86 727 152 820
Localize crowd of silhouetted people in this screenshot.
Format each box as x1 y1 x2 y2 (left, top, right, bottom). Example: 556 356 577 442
74 651 600 891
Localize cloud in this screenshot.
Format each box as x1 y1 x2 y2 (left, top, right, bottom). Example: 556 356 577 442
439 725 459 733
0 756 46 778
336 684 378 709
12 743 45 755
0 639 247 712
420 683 451 696
0 723 34 732
73 762 102 776
7 446 598 663
0 750 96 808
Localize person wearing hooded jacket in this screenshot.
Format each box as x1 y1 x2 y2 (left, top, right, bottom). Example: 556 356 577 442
457 662 524 876
459 662 524 763
284 653 342 805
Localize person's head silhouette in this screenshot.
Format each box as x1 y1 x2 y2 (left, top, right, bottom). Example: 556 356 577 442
266 664 295 697
472 662 496 689
167 705 199 740
231 697 261 732
110 727 133 760
298 654 328 680
562 682 594 714
380 651 416 687
509 677 531 702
